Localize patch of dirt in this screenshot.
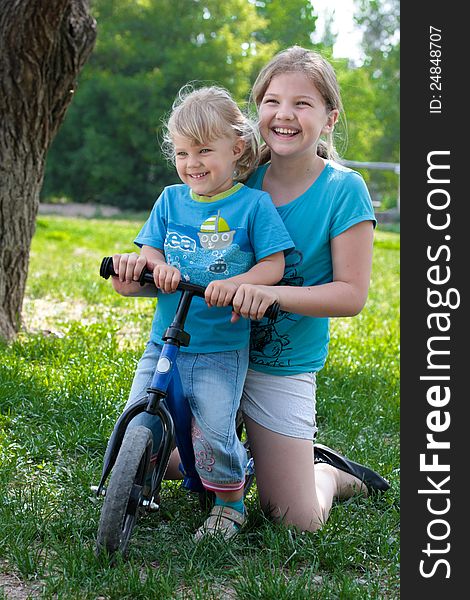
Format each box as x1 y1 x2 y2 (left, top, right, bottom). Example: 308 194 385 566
22 298 88 334
0 572 42 599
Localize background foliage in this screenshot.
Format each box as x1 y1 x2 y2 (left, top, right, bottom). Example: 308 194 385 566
42 0 400 210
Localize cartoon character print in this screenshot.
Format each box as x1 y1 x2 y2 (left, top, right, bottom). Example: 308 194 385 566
208 257 228 274
250 249 304 367
250 311 295 362
279 249 304 287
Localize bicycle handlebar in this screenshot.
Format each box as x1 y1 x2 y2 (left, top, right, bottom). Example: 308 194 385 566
100 256 280 322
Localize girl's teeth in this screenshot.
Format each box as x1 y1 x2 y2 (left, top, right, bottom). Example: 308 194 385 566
274 128 298 135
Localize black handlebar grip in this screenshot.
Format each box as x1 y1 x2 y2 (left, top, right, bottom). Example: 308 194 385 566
99 256 151 287
99 256 280 323
100 256 115 279
263 301 280 323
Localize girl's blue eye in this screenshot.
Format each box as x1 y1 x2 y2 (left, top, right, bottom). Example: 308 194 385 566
200 148 211 153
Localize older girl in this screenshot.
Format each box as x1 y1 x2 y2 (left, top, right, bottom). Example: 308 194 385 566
231 46 389 532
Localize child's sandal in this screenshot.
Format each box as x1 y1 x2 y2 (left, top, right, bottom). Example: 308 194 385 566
194 505 246 541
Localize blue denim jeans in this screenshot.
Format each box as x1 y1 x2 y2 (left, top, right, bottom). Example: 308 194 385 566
125 341 249 492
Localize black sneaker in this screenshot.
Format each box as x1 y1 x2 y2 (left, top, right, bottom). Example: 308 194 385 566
313 443 390 493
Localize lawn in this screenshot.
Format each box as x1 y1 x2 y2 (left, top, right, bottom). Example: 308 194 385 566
0 216 400 599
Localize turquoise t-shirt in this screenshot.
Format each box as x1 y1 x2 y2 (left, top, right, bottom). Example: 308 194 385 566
246 161 377 375
135 183 293 353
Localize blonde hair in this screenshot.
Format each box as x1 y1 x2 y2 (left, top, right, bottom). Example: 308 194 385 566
251 46 344 163
162 85 259 181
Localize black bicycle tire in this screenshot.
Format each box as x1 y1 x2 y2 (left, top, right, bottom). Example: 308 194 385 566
96 425 153 556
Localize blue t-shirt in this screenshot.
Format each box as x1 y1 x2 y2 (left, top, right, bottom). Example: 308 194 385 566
246 161 377 375
135 182 293 353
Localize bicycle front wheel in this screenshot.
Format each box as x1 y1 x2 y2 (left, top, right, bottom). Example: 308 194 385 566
96 425 153 557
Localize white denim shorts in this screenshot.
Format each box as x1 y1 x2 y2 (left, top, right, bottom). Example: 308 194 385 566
240 368 318 440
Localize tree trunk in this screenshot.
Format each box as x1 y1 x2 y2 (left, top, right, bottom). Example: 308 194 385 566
0 0 96 340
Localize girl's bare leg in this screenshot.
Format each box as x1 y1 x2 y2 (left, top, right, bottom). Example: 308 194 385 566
243 414 324 530
243 414 366 532
165 448 183 480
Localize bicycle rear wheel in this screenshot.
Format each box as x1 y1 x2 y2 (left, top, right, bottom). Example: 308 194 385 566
96 425 153 557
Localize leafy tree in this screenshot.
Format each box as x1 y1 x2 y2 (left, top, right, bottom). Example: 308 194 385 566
353 0 400 207
336 62 384 162
355 0 399 162
355 0 399 56
253 0 317 48
0 0 96 340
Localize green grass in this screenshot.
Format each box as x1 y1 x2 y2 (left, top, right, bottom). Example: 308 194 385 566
0 216 399 599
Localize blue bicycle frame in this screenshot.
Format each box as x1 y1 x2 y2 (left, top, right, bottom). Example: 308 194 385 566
96 256 279 501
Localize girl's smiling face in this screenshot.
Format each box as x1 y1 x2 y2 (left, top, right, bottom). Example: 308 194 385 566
259 71 338 159
173 133 244 197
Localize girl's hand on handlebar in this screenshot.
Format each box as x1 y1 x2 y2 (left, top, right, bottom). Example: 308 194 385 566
153 263 181 293
112 252 148 283
205 280 238 308
231 284 280 323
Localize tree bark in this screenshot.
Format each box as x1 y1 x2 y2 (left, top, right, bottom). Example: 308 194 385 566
0 0 96 340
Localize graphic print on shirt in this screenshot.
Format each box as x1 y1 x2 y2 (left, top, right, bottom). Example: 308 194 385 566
198 211 235 250
164 210 253 287
250 249 304 368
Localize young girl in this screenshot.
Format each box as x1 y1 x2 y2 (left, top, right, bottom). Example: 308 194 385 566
227 46 390 532
110 85 293 539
